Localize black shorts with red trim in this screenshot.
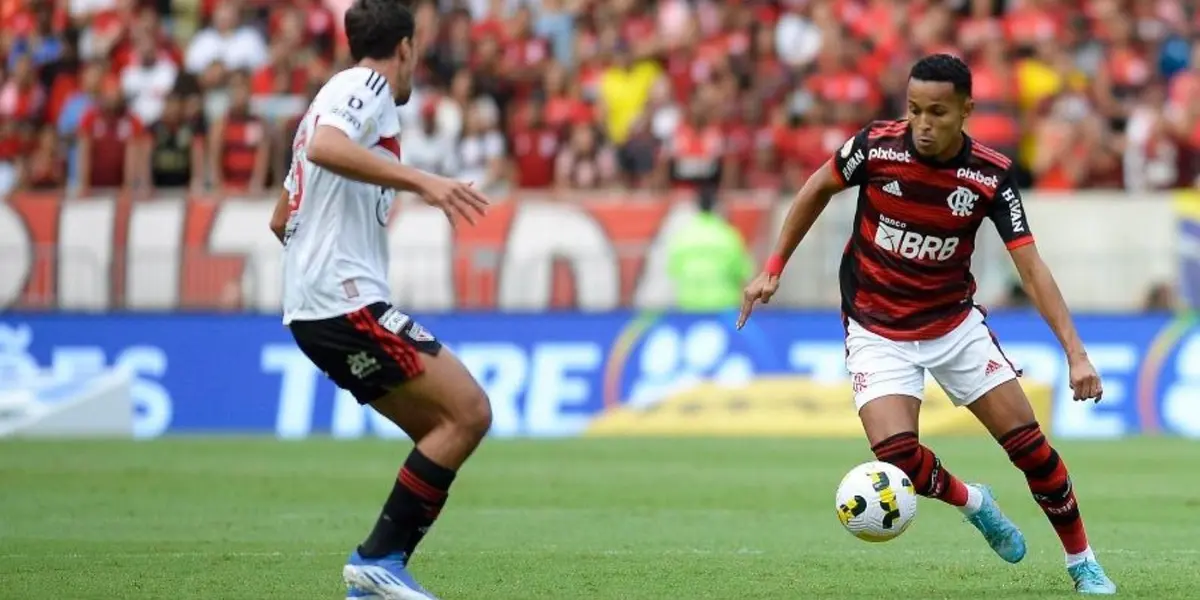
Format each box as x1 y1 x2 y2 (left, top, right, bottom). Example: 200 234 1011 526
288 302 442 405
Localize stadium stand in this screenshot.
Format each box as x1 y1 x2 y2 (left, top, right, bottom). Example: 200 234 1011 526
1 0 1198 198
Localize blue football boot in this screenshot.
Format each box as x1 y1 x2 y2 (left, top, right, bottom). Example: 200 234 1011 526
964 483 1027 564
346 583 382 599
1069 559 1118 594
342 549 439 600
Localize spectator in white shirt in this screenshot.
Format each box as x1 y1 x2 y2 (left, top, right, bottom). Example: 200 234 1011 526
121 33 178 125
401 98 460 177
455 104 507 193
184 1 268 81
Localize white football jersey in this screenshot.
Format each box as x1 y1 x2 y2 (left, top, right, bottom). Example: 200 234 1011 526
280 67 402 324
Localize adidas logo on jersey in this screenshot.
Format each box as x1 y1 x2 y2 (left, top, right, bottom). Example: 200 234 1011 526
882 181 902 196
868 147 911 163
986 360 1004 376
956 167 999 189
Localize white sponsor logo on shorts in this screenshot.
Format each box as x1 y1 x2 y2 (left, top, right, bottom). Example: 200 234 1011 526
377 307 411 334
347 351 380 379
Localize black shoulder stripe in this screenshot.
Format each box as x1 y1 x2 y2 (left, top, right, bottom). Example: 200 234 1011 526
365 72 385 96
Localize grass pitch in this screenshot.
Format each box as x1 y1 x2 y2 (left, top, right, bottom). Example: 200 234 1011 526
0 437 1196 599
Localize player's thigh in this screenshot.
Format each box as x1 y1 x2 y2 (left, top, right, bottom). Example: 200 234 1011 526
371 346 492 440
966 380 1037 440
859 394 923 446
357 304 491 437
845 320 925 444
289 303 489 437
926 310 1020 409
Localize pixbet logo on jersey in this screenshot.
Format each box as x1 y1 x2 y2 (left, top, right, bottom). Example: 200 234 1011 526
868 147 911 163
874 216 960 261
956 168 999 189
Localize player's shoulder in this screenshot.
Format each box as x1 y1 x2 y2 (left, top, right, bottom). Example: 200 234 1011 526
863 119 908 141
966 138 1013 173
319 66 391 101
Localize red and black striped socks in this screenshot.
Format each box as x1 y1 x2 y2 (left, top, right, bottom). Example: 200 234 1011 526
1000 423 1090 557
358 448 457 560
871 432 974 509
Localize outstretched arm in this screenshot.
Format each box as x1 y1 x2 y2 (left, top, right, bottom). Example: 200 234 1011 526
988 176 1102 402
1007 243 1101 401
736 129 866 329
765 158 849 273
307 74 489 224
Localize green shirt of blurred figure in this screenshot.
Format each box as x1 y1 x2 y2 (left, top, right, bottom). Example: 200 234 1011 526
666 191 754 312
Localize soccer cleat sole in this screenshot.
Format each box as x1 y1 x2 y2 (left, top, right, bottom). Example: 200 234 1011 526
343 565 435 600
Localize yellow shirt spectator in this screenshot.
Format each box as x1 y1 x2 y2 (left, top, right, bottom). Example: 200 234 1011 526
1014 56 1088 168
599 58 662 145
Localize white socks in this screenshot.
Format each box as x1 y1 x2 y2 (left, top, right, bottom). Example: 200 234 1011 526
957 484 984 516
1066 546 1095 567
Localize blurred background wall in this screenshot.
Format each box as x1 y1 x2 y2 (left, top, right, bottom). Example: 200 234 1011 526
1 0 1198 441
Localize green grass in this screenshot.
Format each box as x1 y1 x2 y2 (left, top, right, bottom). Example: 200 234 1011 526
0 437 1196 599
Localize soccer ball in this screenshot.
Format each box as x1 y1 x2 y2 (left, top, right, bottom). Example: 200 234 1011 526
835 460 918 542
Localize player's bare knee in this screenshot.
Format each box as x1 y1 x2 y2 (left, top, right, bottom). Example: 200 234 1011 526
464 389 493 440
448 386 491 442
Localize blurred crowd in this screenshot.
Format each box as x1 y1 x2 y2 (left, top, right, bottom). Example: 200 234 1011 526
4 0 1200 198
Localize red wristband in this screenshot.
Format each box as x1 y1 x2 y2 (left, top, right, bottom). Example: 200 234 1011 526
765 254 785 277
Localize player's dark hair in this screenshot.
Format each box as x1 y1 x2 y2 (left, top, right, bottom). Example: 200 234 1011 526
909 53 972 98
344 0 415 63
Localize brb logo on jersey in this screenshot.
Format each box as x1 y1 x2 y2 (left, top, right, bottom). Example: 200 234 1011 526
874 215 960 261
868 147 911 163
946 186 979 217
956 168 999 189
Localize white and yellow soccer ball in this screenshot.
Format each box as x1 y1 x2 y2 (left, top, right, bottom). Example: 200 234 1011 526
835 461 918 542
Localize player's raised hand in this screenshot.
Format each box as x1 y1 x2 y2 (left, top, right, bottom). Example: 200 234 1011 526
736 272 780 330
1067 353 1103 403
417 173 490 226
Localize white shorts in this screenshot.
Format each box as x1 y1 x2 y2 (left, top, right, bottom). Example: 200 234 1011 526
844 308 1020 410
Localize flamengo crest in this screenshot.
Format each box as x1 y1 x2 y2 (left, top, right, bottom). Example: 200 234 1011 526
946 186 978 217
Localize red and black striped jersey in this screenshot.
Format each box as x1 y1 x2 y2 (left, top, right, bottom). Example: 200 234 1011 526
830 119 1034 341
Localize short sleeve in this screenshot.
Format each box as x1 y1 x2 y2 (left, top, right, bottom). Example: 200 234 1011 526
988 173 1035 250
829 126 870 188
315 70 393 145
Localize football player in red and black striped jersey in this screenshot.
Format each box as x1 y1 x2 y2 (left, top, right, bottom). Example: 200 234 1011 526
737 54 1115 595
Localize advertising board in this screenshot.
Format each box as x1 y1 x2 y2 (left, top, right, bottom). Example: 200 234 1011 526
1 311 1195 439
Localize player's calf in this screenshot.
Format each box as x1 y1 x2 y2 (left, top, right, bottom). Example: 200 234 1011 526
999 423 1091 558
1000 422 1116 593
872 430 1027 563
358 351 492 564
870 431 978 511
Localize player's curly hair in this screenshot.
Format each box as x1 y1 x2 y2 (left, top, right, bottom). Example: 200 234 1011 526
344 0 416 63
909 54 973 98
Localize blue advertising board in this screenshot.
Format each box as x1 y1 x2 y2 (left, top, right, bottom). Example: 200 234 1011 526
0 310 1197 439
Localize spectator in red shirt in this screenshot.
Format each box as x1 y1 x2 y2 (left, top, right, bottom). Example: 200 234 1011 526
658 91 728 192
540 60 592 132
77 77 147 195
502 5 551 99
209 72 270 193
508 98 559 189
23 125 67 190
0 54 47 122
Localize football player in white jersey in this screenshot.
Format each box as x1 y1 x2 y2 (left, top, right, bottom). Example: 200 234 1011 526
269 1 491 599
